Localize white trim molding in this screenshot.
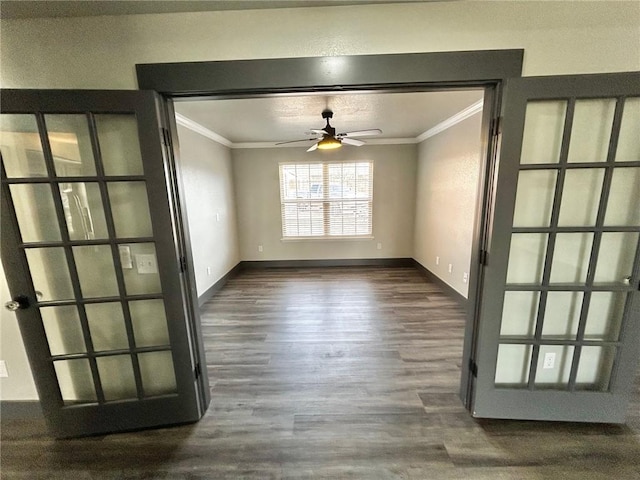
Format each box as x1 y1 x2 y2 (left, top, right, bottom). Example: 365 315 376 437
416 99 484 143
175 112 233 147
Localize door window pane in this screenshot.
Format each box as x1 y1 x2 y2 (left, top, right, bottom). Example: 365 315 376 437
122 243 162 295
512 170 556 227
130 299 170 347
0 114 47 178
506 234 548 285
41 306 86 356
584 292 626 341
615 97 640 162
73 245 119 298
97 355 138 401
604 167 640 226
108 182 153 238
500 291 539 338
520 101 566 164
593 232 638 284
557 169 605 227
540 292 583 340
53 359 97 405
534 345 574 389
139 351 177 397
495 344 531 387
25 247 75 301
44 114 96 176
85 302 129 352
549 233 593 284
575 346 616 391
59 183 109 240
567 99 616 163
95 115 143 176
9 184 61 242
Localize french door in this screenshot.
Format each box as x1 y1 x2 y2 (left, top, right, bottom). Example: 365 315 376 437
1 90 208 437
471 72 640 422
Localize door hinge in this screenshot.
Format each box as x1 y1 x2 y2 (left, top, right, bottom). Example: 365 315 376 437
161 127 172 148
491 116 502 137
180 256 187 273
469 359 478 378
479 250 488 266
194 362 202 379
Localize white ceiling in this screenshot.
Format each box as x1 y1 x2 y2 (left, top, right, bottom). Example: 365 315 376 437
174 89 484 146
0 1 436 19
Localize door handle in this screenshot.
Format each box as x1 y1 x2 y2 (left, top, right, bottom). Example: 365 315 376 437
4 295 30 311
623 276 632 286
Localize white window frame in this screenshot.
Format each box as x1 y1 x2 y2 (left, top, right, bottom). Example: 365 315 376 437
279 160 374 240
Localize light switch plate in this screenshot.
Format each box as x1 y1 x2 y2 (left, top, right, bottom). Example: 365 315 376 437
135 254 158 274
0 360 8 378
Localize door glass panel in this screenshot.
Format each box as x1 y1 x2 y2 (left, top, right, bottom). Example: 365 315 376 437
500 291 539 338
130 300 170 347
534 345 574 389
541 291 582 340
53 359 97 405
44 114 96 176
9 184 61 242
41 306 86 356
108 182 153 238
575 346 616 391
97 355 138 401
604 167 640 226
615 97 640 162
512 170 556 227
25 247 74 301
139 351 177 397
506 234 547 284
95 115 144 176
584 292 626 341
549 233 593 284
557 169 605 227
520 101 566 165
85 302 129 352
0 114 47 178
495 344 531 387
122 243 162 295
59 183 109 240
73 245 119 298
567 99 616 163
593 232 638 284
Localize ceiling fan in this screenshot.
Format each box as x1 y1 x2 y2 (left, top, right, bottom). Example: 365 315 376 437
276 109 382 152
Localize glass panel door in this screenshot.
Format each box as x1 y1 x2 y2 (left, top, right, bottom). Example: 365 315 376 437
471 73 640 423
1 90 207 437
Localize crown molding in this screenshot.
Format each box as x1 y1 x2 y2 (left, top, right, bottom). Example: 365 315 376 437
416 99 484 143
174 112 233 148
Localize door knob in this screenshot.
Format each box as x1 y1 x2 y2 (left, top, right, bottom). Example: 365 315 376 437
4 295 30 311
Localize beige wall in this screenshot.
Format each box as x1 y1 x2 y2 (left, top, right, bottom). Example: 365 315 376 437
414 113 483 298
176 125 240 295
233 145 416 261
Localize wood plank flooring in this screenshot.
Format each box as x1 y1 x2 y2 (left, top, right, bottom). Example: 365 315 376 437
2 267 640 479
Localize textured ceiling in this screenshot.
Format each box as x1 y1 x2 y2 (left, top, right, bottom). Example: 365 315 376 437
174 89 484 144
0 1 434 19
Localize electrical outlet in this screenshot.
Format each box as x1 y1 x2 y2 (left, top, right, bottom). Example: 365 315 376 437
448 263 453 274
436 256 440 265
463 272 468 283
0 360 8 378
135 254 158 274
258 245 263 252
543 352 556 369
376 242 382 250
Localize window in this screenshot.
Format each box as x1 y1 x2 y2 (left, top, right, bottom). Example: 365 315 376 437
279 161 373 238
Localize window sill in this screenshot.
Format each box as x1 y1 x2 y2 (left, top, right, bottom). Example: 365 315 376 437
281 236 375 242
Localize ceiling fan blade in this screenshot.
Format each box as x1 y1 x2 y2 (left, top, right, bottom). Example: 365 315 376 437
341 138 365 147
338 129 382 138
275 138 316 145
306 143 319 152
310 129 328 135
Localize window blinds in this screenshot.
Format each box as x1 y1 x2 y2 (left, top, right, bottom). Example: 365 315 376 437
279 161 373 238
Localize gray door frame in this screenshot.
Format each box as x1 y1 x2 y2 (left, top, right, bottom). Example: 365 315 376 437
1 90 208 437
136 50 524 413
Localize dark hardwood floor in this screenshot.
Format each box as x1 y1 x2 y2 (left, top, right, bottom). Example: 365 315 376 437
2 267 640 479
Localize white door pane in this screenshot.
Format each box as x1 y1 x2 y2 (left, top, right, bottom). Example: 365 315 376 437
73 245 119 298
95 115 144 176
604 167 640 227
520 101 566 165
506 234 548 285
593 232 638 285
567 99 616 163
0 114 47 178
10 184 61 242
500 291 539 338
615 97 640 162
495 344 531 387
557 169 604 227
549 233 593 284
25 248 75 301
85 302 129 352
44 114 96 177
54 359 97 405
534 345 574 389
512 170 556 227
575 346 616 391
97 355 137 401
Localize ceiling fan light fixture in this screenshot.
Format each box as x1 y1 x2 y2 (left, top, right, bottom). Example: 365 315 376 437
316 136 342 150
